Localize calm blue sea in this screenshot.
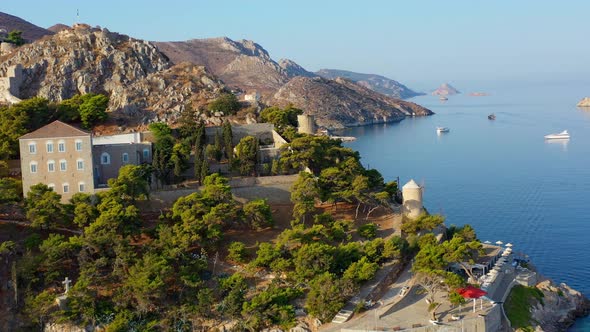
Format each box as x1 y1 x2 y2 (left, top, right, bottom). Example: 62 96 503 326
339 80 590 331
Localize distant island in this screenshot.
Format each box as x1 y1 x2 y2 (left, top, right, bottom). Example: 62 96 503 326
577 97 590 107
431 83 460 96
469 92 489 97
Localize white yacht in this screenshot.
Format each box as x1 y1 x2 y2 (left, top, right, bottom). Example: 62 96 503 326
544 130 570 140
436 127 450 133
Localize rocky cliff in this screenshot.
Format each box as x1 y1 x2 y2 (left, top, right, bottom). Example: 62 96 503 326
0 25 225 129
524 280 590 332
0 11 53 41
272 76 433 129
576 97 590 107
431 83 460 96
155 37 290 96
316 69 423 99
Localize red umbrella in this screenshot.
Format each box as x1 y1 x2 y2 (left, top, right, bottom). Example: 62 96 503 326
457 285 487 299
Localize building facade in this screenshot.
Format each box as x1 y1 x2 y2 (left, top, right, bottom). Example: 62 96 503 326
19 121 95 201
92 133 152 186
19 121 153 201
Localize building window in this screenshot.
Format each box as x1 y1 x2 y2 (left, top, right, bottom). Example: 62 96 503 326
78 182 85 192
63 183 69 193
58 141 66 152
48 183 55 191
46 142 54 153
47 160 55 172
143 149 150 159
75 140 82 151
60 160 67 171
77 159 84 170
29 143 36 154
30 162 37 173
101 152 111 165
122 153 129 163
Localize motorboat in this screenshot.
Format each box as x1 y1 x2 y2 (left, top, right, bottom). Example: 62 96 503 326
544 130 570 140
436 127 450 133
439 96 448 101
488 114 496 120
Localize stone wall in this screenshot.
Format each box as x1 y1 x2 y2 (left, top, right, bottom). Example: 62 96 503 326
0 63 22 104
0 42 17 56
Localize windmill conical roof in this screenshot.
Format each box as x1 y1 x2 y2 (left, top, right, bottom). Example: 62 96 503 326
403 179 421 190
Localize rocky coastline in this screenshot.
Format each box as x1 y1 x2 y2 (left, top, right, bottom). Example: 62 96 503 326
522 280 590 332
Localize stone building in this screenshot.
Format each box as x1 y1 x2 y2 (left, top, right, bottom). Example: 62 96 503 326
19 121 153 201
244 91 260 103
19 121 95 201
0 64 23 104
92 132 152 186
297 114 316 135
402 179 424 219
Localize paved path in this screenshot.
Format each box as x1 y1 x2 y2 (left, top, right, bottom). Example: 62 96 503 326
321 259 520 331
322 262 414 332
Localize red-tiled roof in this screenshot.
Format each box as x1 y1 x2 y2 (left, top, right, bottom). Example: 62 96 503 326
19 120 90 140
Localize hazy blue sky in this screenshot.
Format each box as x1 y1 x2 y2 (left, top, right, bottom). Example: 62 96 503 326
3 1 590 89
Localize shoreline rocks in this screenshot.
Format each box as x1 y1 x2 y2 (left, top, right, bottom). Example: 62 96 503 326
526 280 590 332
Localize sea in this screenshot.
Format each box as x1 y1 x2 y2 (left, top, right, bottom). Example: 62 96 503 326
338 80 590 331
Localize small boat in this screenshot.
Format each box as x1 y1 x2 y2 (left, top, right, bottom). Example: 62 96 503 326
439 96 448 101
488 114 496 120
436 127 450 133
544 130 570 140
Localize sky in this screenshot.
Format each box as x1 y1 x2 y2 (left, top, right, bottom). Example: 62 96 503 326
3 0 590 90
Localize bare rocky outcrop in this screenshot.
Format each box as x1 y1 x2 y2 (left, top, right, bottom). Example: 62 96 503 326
316 68 423 99
272 76 433 129
523 280 590 332
0 25 225 129
155 37 289 96
47 23 71 33
279 59 315 78
432 83 460 96
577 97 590 107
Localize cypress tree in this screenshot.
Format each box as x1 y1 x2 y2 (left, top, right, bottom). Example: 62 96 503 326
223 121 233 162
200 158 209 184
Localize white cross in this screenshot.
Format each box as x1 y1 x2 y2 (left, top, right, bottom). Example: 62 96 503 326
62 277 72 294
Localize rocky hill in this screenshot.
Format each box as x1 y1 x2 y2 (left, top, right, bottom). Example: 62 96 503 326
0 11 433 130
155 37 291 96
0 24 225 130
0 12 53 41
316 69 423 99
47 23 71 33
272 76 433 129
279 58 315 78
432 83 460 96
155 37 432 128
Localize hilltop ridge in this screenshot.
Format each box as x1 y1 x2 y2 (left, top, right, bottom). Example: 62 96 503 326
316 68 424 99
0 12 53 41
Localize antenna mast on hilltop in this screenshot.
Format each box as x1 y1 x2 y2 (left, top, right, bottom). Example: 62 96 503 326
75 9 79 25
